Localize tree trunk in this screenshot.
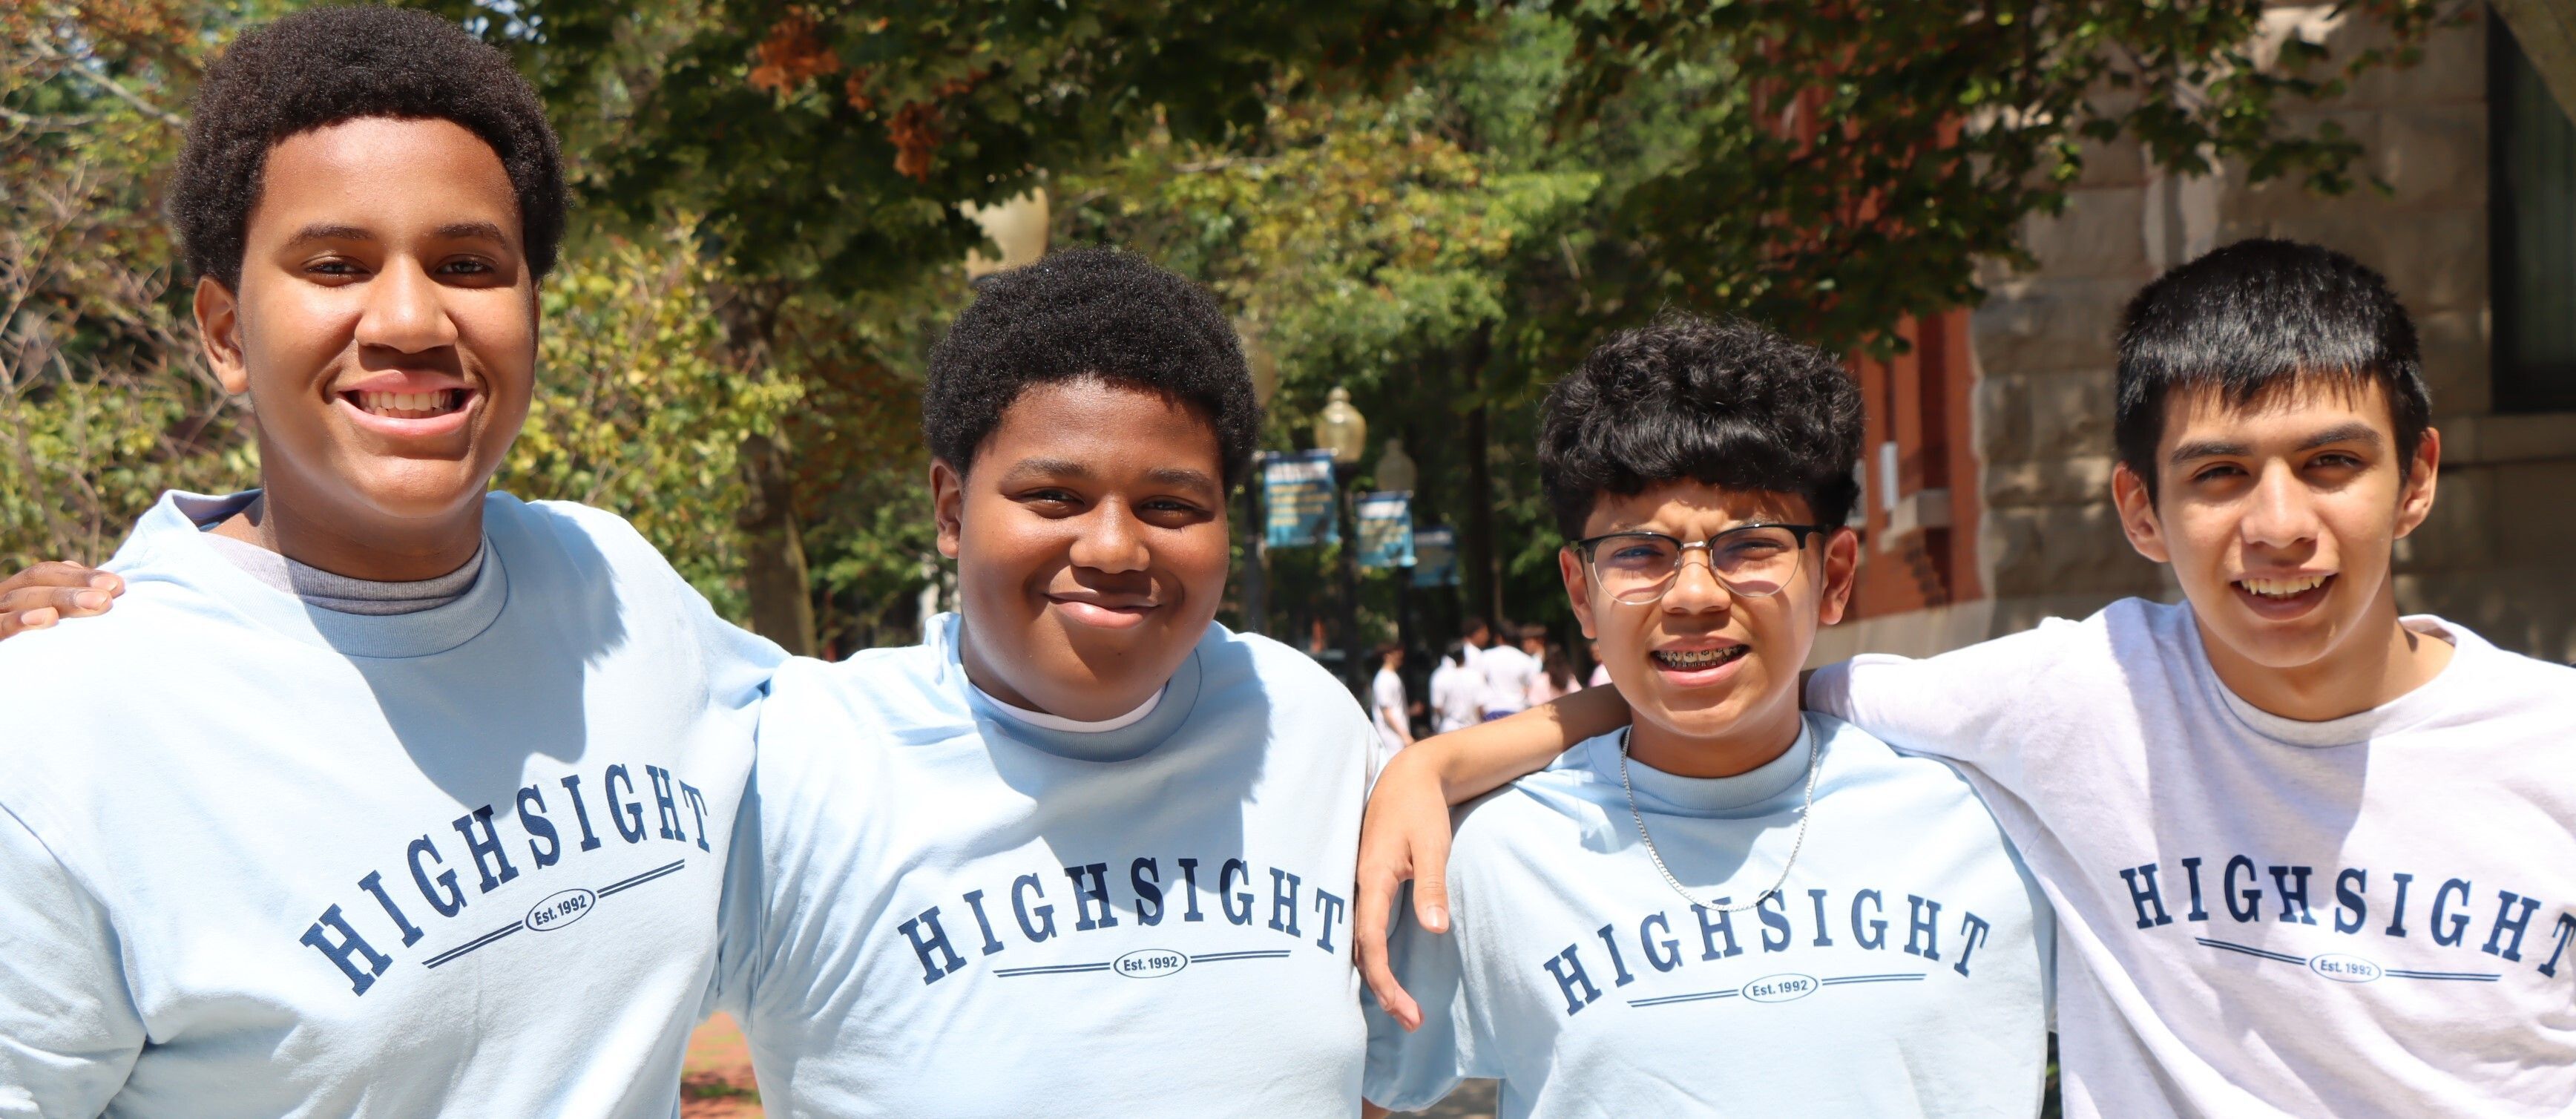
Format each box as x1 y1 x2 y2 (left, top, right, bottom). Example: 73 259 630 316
1457 326 1501 628
738 432 818 657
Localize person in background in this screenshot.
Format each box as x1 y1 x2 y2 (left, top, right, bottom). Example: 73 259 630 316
1430 641 1485 733
1586 640 1612 688
1374 642 1416 769
1478 622 1540 721
1525 643 1578 707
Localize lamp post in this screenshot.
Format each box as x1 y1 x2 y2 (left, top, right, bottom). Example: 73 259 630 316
1375 438 1419 672
1315 387 1368 688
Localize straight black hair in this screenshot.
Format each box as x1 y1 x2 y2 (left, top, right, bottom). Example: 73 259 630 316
2115 239 2432 499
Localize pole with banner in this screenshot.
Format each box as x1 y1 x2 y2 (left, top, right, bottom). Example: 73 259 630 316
1261 450 1340 548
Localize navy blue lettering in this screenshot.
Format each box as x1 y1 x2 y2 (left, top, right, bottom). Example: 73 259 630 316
559 774 603 852
1903 895 1942 960
516 786 562 868
604 765 648 843
899 906 966 983
1313 889 1347 952
1267 869 1301 937
1757 893 1793 952
1640 913 1681 971
407 836 464 917
2432 879 2473 947
1063 863 1119 931
2223 856 2261 923
2333 869 2368 933
1807 889 1834 947
2180 856 2209 922
680 782 713 853
1596 924 1637 987
644 765 686 842
2267 865 2319 925
1131 859 1164 926
300 905 392 996
1692 901 1742 960
357 870 424 948
1852 890 1887 949
450 806 519 893
2484 891 2542 961
2121 863 2175 928
1542 946 1601 1015
1011 874 1057 942
2386 872 2414 937
2539 913 2576 978
961 888 1005 956
1954 912 1993 977
1177 858 1206 922
1220 859 1255 926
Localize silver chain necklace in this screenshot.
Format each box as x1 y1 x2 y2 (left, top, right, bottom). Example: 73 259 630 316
1616 726 1820 914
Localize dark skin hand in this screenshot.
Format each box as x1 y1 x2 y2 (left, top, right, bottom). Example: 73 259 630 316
0 562 123 640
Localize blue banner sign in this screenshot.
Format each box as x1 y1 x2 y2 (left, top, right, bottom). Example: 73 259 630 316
1356 490 1415 569
1262 450 1339 548
1411 526 1457 587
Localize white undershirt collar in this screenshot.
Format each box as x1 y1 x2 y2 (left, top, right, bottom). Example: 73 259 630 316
974 685 1166 733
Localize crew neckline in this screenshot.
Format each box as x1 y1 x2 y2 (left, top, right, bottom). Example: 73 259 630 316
2183 603 2474 748
1580 715 1818 818
975 684 1166 733
120 490 510 660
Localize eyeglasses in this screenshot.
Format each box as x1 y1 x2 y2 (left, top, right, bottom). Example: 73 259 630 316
1567 523 1828 604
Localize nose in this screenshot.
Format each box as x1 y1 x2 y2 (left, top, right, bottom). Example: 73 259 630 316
2240 459 2322 551
1659 546 1732 616
355 257 459 354
1067 501 1151 574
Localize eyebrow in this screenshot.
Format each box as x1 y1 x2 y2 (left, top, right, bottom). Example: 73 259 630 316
286 223 375 246
435 220 510 243
2169 423 2385 464
997 458 1218 493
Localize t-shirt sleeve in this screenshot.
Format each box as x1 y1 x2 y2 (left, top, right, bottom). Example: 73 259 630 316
1804 622 2072 768
0 805 143 1114
1362 882 1497 1112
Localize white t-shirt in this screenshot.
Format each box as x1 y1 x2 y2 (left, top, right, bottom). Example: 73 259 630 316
1366 715 2053 1118
0 490 782 1117
1373 666 1410 764
1430 659 1485 732
1809 598 2576 1118
1479 644 1538 715
715 614 1378 1117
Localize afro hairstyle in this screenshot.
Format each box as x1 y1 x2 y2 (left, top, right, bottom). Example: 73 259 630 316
2115 238 2431 500
168 5 566 289
923 246 1260 489
1539 312 1864 540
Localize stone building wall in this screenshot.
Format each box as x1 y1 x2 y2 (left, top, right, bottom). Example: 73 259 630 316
1816 7 2576 665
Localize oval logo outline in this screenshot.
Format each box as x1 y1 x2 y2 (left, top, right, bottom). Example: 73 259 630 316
1741 972 1818 1003
2308 952 2382 984
1111 948 1191 979
524 887 597 933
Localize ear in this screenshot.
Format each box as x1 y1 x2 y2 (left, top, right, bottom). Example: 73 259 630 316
2392 427 2441 539
1557 546 1598 641
195 277 249 396
1816 526 1859 626
930 459 967 560
2112 461 2172 565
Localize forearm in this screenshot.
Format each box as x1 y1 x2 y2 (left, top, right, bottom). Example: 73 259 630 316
1413 684 1629 804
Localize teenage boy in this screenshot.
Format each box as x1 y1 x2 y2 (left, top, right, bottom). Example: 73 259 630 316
709 247 1382 1115
1375 643 1416 767
1358 240 2576 1117
1359 315 2050 1119
0 10 781 1112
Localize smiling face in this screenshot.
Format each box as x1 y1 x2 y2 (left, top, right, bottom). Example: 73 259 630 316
935 378 1234 721
2115 378 2439 680
197 116 535 576
1560 482 1856 777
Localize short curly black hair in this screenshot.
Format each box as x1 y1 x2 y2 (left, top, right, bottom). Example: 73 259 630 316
168 6 566 289
924 246 1260 488
1540 312 1864 539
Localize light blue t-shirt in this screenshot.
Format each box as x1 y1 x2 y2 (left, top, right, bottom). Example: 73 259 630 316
715 614 1379 1117
0 490 783 1117
1365 715 2054 1118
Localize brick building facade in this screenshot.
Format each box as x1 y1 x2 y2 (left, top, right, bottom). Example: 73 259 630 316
1819 5 2576 666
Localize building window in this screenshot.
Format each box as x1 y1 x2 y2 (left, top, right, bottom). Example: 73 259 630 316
2491 10 2576 413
